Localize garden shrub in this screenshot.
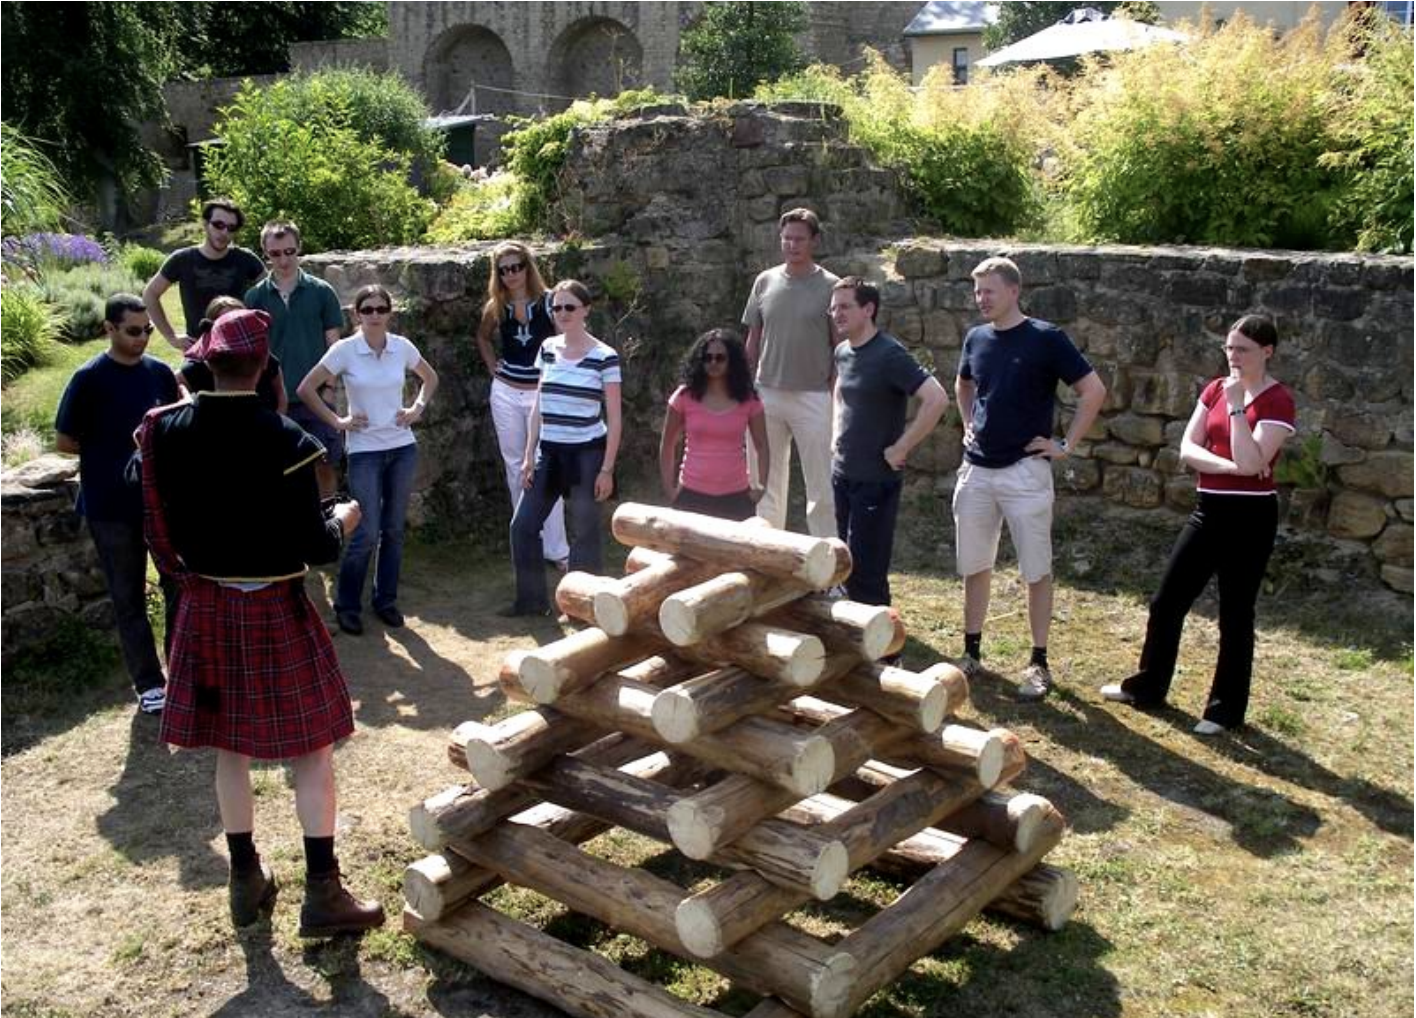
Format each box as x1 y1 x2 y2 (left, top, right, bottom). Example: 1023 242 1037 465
114 243 166 282
0 285 65 383
424 172 528 243
1059 14 1351 249
206 71 440 252
35 262 143 343
1 232 108 271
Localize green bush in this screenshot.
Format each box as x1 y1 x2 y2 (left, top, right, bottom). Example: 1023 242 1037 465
114 243 166 282
206 71 440 252
1059 14 1350 248
0 286 65 384
424 172 528 243
35 262 143 343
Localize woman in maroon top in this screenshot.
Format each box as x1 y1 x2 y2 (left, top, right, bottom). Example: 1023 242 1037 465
1101 315 1296 734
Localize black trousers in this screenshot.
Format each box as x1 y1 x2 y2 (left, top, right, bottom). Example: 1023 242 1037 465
1121 493 1278 728
511 440 606 612
673 487 756 522
832 473 903 607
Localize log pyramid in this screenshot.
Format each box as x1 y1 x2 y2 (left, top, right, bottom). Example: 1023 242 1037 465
403 503 1078 1018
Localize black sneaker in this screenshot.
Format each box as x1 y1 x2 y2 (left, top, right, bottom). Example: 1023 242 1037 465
373 605 404 628
336 611 364 636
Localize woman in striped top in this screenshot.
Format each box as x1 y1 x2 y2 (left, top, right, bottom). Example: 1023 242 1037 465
475 242 570 568
503 280 623 616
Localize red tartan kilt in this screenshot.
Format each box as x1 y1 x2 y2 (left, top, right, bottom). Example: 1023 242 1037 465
161 577 354 759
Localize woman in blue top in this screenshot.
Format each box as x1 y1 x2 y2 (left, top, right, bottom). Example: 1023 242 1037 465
298 284 439 636
475 241 570 569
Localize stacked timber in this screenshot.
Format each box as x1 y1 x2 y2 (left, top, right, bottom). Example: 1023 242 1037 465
405 503 1078 1018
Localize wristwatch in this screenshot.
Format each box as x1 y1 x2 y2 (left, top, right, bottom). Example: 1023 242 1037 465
1057 438 1069 453
1229 407 1246 417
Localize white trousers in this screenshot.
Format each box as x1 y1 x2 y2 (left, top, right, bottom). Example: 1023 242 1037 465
490 379 569 562
754 386 837 538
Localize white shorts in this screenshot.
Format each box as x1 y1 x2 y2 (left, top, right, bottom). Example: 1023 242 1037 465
952 456 1055 582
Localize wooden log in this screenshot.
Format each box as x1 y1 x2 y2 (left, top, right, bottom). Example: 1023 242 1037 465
555 570 618 626
677 762 1026 957
513 628 665 704
766 598 897 662
526 756 849 901
612 503 839 589
682 621 826 687
408 734 646 850
433 824 857 1018
406 904 723 1018
834 806 1068 1017
459 709 601 791
827 661 966 734
659 572 758 646
743 1001 812 1018
938 791 1054 855
595 553 720 636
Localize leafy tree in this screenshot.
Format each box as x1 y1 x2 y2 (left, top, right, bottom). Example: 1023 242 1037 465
984 2 1160 51
676 1 808 100
171 2 387 78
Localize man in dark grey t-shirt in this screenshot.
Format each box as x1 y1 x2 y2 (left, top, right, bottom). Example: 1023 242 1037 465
830 277 949 609
142 198 266 353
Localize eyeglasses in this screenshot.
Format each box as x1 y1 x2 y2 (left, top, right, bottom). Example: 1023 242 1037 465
208 220 240 233
551 303 583 314
702 353 728 364
358 305 391 316
120 324 155 338
497 261 527 276
265 247 297 259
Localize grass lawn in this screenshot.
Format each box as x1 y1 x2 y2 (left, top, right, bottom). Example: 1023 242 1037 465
1 525 1410 1018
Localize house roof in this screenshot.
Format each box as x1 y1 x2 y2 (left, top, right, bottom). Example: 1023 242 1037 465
976 11 1186 67
904 1 994 37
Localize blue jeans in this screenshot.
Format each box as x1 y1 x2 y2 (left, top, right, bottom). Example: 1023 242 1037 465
832 473 903 607
336 443 418 615
88 517 174 694
510 441 606 611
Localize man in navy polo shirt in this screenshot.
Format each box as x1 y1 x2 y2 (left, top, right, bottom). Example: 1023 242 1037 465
829 276 949 611
55 293 181 714
953 257 1106 701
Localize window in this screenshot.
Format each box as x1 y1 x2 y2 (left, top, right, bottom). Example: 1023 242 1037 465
1381 0 1414 26
952 46 969 86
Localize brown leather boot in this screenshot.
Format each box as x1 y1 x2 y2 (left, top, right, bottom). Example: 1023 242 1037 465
298 867 385 938
229 859 278 927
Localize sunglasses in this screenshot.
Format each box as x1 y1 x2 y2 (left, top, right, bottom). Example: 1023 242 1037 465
358 305 392 316
497 261 526 276
208 220 240 233
120 324 156 338
702 352 728 364
551 303 583 314
264 247 297 259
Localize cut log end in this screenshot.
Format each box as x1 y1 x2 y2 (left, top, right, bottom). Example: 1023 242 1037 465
592 590 631 637
788 736 837 798
650 689 699 744
916 679 948 733
517 657 568 704
675 897 725 958
811 840 850 901
796 541 839 590
780 633 827 687
403 855 455 921
463 738 515 792
1007 792 1052 855
1039 867 1080 930
658 597 700 648
976 732 1006 789
810 950 858 1018
666 799 717 860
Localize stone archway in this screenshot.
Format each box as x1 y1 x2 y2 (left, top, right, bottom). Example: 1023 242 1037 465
548 16 645 109
425 24 516 116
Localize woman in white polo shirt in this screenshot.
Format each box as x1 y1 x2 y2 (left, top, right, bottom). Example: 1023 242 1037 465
298 284 439 635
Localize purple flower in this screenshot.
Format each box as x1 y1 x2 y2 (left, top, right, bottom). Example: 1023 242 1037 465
1 232 109 268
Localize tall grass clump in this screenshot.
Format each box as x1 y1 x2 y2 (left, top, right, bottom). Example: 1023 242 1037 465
0 123 70 237
0 286 65 384
35 262 143 343
1059 13 1352 249
758 54 1050 237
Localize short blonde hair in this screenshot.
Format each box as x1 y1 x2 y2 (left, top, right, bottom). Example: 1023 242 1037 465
971 256 1021 287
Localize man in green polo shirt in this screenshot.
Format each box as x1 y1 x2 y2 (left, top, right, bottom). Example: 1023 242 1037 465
245 221 346 497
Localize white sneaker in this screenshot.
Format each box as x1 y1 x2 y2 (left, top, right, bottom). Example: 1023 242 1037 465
138 687 166 715
1193 719 1227 736
1016 664 1053 702
1099 683 1135 704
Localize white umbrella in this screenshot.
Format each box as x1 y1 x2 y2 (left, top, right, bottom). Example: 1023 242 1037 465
977 7 1187 68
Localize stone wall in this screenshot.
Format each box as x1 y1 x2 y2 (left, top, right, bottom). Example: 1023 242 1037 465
1 457 111 663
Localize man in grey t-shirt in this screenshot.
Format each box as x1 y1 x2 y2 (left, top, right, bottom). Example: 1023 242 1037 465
742 208 839 537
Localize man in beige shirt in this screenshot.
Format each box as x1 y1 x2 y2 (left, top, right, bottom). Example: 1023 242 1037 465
742 208 839 537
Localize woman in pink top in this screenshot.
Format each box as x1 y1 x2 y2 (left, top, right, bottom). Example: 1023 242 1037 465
659 329 769 521
1101 315 1296 735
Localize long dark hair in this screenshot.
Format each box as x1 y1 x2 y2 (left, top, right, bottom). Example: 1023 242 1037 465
680 328 755 403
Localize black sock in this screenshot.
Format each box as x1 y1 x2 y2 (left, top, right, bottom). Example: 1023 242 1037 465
964 633 982 661
226 831 258 872
1031 646 1049 670
304 836 337 878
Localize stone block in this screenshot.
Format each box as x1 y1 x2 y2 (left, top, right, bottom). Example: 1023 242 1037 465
1380 564 1414 593
1302 365 1355 402
1103 466 1164 508
739 169 768 197
1086 295 1155 330
911 280 938 311
894 245 945 279
1099 259 1163 295
1009 251 1058 284
1149 252 1203 273
1165 475 1198 512
1092 442 1140 465
2 569 42 608
731 115 766 148
1373 523 1413 567
1241 254 1294 282
882 307 923 343
1107 413 1167 447
1056 455 1101 492
1056 251 1102 279
1327 490 1389 539
1260 284 1313 316
1164 273 1229 307
1155 447 1182 474
1363 261 1410 290
1337 451 1414 499
1284 487 1330 530
921 311 962 351
746 195 780 222
1320 433 1367 466
936 281 978 311
1314 288 1368 322
1324 260 1363 286
763 166 810 197
1396 499 1414 523
1116 327 1163 367
1027 285 1078 323
881 279 914 308
1129 369 1201 417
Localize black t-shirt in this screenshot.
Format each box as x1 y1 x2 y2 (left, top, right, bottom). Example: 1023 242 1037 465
833 331 931 483
179 353 284 411
54 353 180 521
957 318 1092 468
159 246 266 336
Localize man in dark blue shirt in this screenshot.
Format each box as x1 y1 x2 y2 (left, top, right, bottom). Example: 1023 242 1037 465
953 257 1106 701
55 293 181 714
830 277 949 610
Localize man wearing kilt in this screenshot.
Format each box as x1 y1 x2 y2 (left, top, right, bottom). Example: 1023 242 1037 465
136 309 385 936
